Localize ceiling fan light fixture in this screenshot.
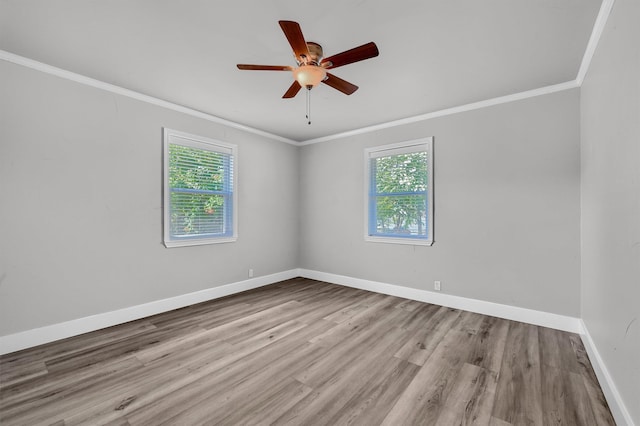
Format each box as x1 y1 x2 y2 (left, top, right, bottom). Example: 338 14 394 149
237 21 377 101
293 65 326 88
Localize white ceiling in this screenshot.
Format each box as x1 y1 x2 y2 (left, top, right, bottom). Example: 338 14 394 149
0 0 602 142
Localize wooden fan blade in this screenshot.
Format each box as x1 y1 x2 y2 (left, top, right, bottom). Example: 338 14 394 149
321 42 379 69
283 81 302 98
279 20 311 62
322 73 358 95
237 64 293 71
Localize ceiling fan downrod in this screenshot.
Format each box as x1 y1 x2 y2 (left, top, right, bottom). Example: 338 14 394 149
236 20 379 123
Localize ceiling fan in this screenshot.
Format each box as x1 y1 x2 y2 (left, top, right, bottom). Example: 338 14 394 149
237 20 379 99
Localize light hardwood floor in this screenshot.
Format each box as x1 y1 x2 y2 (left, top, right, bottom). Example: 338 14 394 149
0 278 615 425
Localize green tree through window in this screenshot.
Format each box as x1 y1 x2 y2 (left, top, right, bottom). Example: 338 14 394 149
373 152 427 236
366 138 433 245
163 129 237 247
168 144 229 237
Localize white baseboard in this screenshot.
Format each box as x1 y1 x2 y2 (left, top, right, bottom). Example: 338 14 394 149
580 320 635 426
0 268 583 354
0 267 583 352
0 269 300 355
300 270 633 423
298 269 584 334
4 269 630 424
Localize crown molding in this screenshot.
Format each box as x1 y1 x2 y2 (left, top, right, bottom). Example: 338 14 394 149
0 50 298 146
300 0 616 146
576 0 616 85
0 0 614 147
299 80 579 145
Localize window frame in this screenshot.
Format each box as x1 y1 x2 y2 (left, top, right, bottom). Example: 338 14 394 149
163 128 238 248
364 137 434 246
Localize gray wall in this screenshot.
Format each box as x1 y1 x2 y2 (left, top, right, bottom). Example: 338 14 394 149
580 0 640 422
300 89 582 317
2 12 636 420
0 61 299 336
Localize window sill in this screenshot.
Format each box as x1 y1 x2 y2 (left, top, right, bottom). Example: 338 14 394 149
365 236 433 246
164 236 237 248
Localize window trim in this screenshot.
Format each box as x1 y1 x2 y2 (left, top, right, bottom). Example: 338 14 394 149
163 128 238 248
364 137 434 246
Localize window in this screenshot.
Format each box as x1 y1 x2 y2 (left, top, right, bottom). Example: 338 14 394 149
163 128 237 247
365 138 434 245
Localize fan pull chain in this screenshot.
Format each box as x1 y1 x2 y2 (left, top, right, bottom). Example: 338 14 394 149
306 86 312 125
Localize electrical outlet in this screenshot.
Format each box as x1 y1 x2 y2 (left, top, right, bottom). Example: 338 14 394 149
248 268 254 278
434 281 441 291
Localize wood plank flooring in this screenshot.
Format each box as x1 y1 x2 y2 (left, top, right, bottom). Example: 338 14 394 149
0 278 616 425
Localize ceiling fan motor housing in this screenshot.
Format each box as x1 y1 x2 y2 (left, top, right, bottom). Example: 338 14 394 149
237 20 377 98
301 42 324 65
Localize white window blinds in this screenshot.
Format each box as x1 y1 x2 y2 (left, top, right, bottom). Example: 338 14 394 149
365 138 434 246
163 129 237 247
